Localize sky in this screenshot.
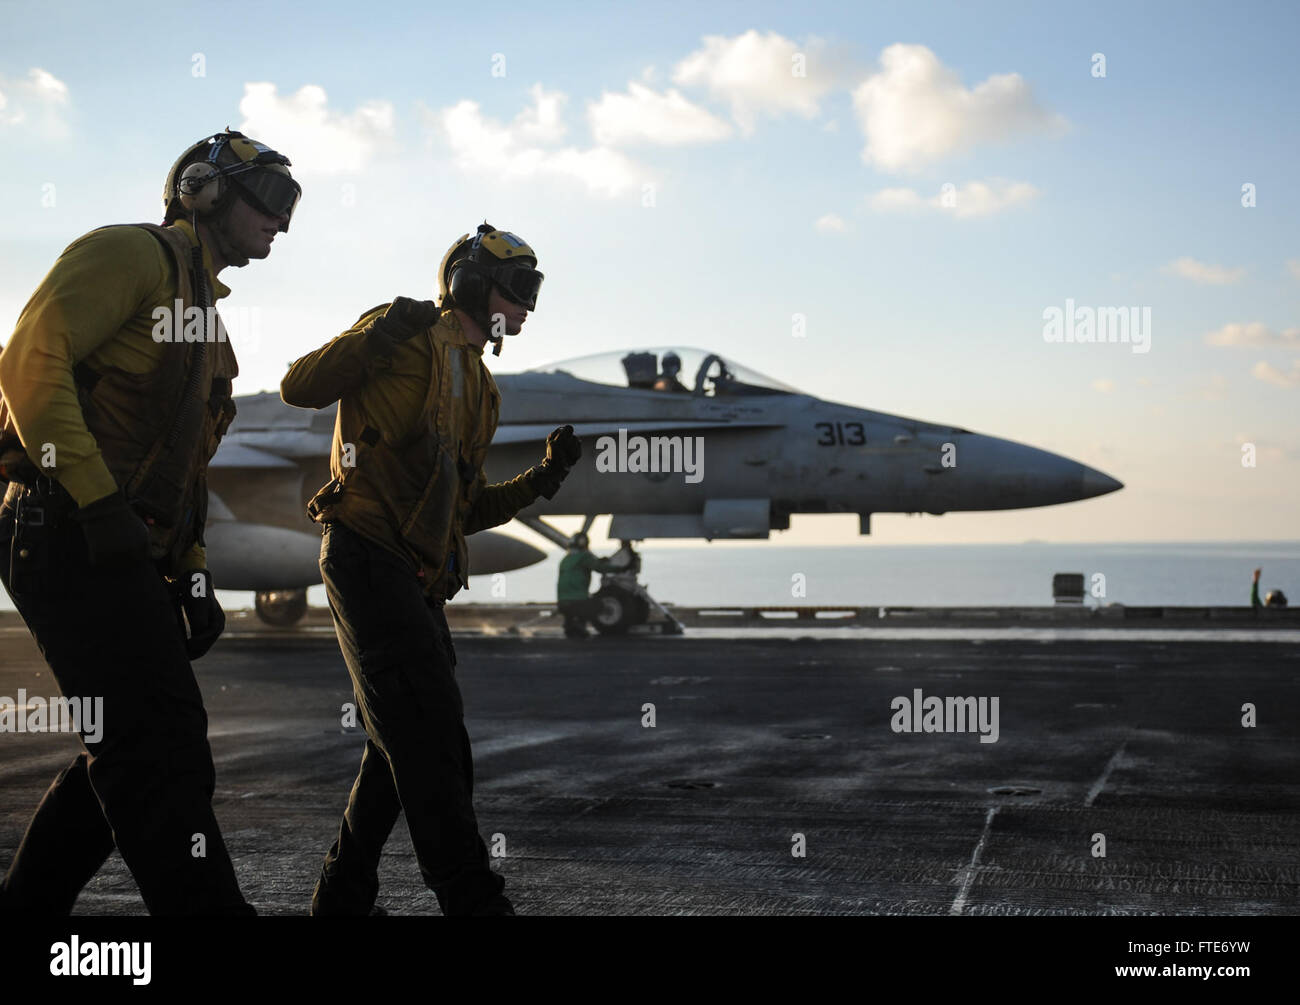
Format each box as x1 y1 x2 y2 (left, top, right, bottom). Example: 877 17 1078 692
1 0 1296 545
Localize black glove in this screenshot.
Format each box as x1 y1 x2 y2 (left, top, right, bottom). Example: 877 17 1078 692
373 297 440 344
528 425 581 500
178 569 225 660
73 490 151 568
545 425 582 468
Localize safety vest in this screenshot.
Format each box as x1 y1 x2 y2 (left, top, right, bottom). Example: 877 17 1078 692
307 307 499 600
0 224 238 567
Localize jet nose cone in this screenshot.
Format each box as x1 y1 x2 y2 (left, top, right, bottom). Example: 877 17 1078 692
1080 465 1123 498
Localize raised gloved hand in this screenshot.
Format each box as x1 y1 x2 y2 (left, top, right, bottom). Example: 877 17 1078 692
178 569 225 660
545 425 582 468
528 425 581 500
73 490 151 568
374 297 440 344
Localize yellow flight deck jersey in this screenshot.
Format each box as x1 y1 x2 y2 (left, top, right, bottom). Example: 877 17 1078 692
0 220 229 570
282 306 538 601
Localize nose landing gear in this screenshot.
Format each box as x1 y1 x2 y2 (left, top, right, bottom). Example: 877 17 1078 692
517 516 685 637
592 541 682 636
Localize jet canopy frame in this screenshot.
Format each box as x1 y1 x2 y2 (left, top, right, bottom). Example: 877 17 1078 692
521 346 798 398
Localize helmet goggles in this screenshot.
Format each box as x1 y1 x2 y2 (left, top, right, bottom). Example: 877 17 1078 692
491 263 544 310
226 161 301 230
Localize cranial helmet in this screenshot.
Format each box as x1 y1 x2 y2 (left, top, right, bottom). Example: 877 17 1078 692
163 129 301 232
438 222 543 315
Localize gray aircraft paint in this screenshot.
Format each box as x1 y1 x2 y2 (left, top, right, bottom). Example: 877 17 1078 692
205 347 1121 592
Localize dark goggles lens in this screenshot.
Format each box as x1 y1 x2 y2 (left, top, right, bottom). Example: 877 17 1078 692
494 266 543 309
231 168 302 231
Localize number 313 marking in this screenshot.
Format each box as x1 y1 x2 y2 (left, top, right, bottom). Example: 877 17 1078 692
815 422 865 446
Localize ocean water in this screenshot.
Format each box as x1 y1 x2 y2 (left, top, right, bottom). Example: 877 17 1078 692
451 540 1298 609
1 541 1294 613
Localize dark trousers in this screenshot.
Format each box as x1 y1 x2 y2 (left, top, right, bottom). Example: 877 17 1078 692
558 598 600 637
312 521 508 916
0 482 252 916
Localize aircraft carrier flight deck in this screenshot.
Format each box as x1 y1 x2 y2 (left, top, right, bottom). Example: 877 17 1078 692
1 610 1296 916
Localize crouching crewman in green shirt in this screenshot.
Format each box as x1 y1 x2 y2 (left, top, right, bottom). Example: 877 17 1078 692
556 533 618 639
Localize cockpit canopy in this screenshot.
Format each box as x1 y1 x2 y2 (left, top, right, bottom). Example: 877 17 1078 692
521 346 797 397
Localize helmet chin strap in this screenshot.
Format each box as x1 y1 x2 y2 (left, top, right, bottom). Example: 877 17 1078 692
207 202 250 268
449 299 504 355
481 303 504 356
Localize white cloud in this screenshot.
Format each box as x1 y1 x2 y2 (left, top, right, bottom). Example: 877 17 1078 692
1091 378 1116 393
867 179 1039 218
544 146 644 197
513 86 566 144
815 213 848 233
1163 257 1245 285
26 68 67 102
434 84 645 198
672 30 834 133
945 179 1038 218
0 67 70 136
1252 360 1300 388
1286 259 1300 281
238 82 395 174
1204 322 1300 348
868 187 926 211
852 44 1064 172
588 83 731 146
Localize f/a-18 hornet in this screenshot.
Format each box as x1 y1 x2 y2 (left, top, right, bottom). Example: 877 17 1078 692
207 346 1121 629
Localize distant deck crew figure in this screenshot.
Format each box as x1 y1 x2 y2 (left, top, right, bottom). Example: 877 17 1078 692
0 129 301 916
1249 568 1286 610
282 223 580 916
652 351 691 393
556 532 617 638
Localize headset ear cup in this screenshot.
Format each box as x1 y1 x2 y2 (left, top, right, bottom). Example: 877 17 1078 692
470 271 490 311
449 263 491 313
178 162 221 214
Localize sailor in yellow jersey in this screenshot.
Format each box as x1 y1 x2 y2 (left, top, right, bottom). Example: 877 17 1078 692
282 223 580 916
0 130 300 916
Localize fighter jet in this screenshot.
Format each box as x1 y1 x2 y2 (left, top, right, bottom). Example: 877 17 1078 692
207 345 1122 626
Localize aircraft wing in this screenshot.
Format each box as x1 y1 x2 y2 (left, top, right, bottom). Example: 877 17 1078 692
209 434 333 467
208 443 298 469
